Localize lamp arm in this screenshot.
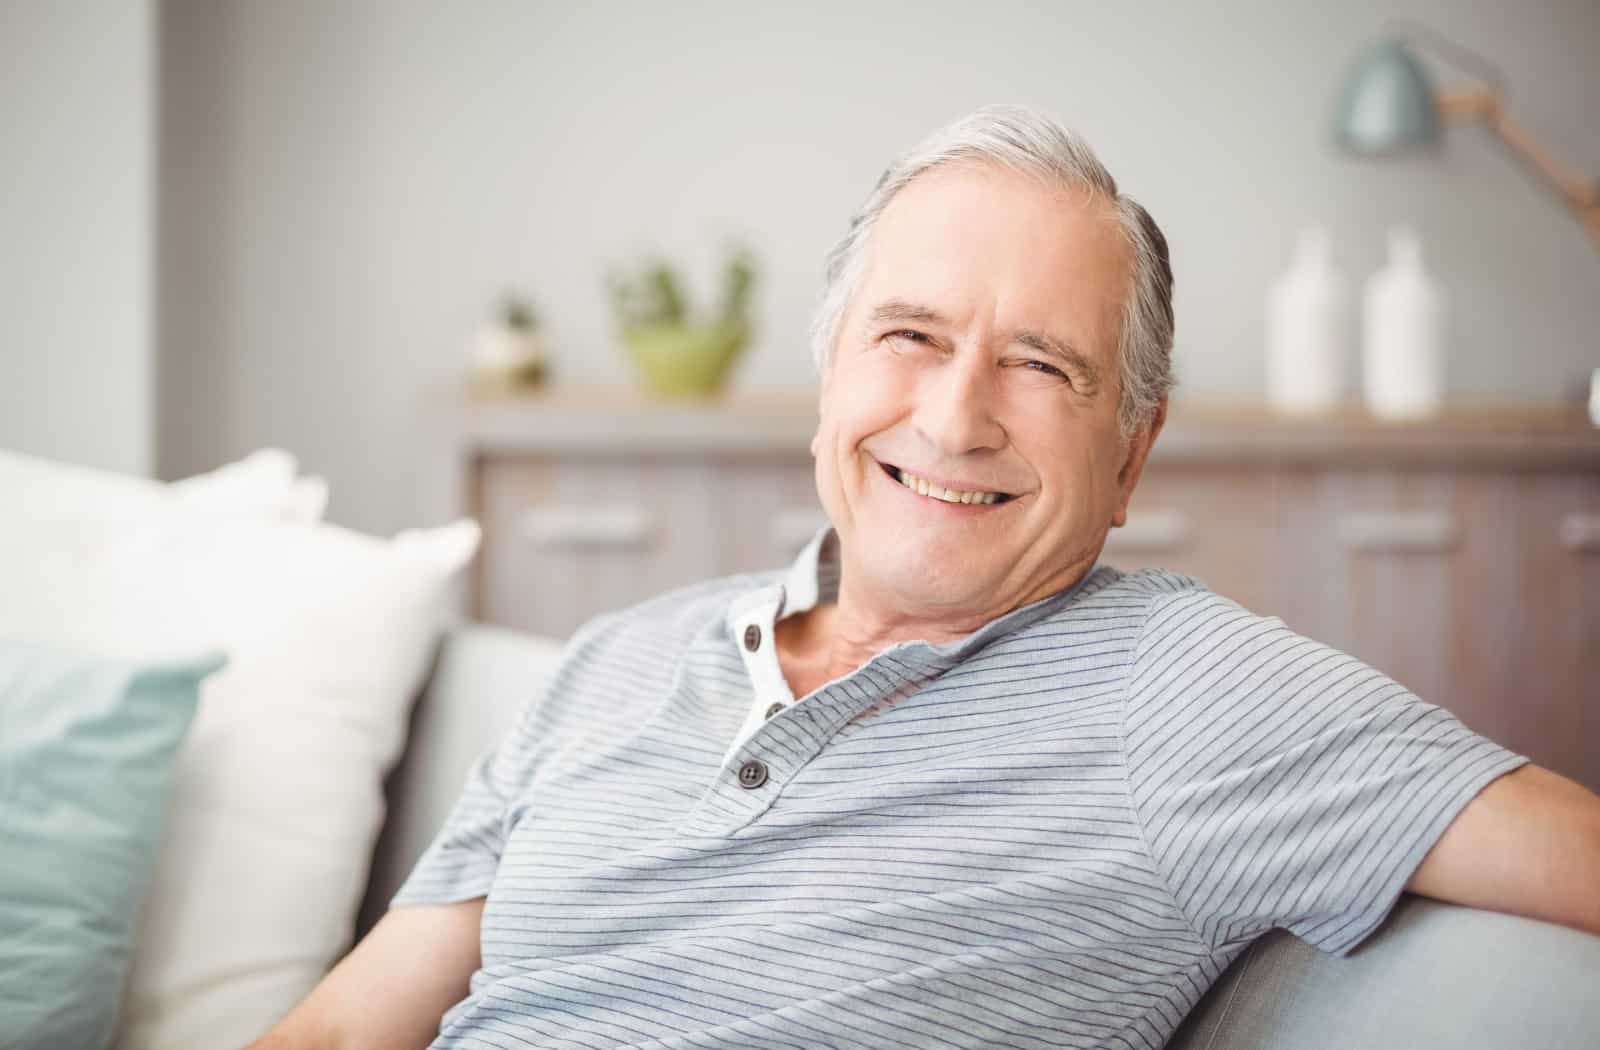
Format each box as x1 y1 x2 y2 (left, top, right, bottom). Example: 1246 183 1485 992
1483 102 1600 211
1437 88 1600 245
1387 18 1600 248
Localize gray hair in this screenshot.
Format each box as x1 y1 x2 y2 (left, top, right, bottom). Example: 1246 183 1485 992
809 105 1176 437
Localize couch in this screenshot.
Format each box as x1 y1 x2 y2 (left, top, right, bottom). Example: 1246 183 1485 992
361 621 1600 1050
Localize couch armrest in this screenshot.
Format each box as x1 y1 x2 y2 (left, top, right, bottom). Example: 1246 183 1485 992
356 621 565 938
1166 894 1600 1049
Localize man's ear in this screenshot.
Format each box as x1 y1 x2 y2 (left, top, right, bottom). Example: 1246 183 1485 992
1112 398 1167 528
811 350 836 459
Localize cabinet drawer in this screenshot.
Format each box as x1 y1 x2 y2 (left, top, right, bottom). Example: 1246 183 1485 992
1109 467 1279 615
1270 468 1599 790
475 454 821 637
477 457 712 637
1271 469 1460 700
1446 472 1599 788
709 457 826 574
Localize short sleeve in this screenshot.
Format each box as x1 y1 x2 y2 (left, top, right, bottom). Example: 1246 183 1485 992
390 749 522 908
1122 587 1528 957
390 673 556 908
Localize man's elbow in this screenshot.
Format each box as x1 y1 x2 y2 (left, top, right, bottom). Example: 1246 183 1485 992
1574 803 1600 937
1407 764 1600 939
241 1015 342 1050
1536 771 1600 938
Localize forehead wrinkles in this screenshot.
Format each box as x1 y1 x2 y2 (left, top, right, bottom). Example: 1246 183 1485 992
854 175 1130 371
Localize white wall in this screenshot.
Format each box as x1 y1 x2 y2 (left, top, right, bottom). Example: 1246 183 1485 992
157 0 1600 534
1 0 155 475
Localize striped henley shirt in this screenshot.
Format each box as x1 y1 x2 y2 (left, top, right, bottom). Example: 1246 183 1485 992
394 527 1526 1049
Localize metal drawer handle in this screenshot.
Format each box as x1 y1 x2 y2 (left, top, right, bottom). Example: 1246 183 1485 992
520 506 653 548
1560 513 1600 553
1338 510 1456 553
770 508 830 553
1103 509 1190 553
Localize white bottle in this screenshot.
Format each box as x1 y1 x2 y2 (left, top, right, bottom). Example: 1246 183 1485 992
1265 226 1349 415
1362 226 1444 420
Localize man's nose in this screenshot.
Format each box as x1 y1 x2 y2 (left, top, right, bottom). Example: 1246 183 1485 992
911 353 1006 457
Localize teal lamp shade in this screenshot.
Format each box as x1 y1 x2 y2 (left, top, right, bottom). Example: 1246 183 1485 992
1334 39 1440 154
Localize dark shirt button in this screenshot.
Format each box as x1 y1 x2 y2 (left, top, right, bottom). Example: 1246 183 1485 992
763 701 785 720
737 759 768 789
743 624 762 651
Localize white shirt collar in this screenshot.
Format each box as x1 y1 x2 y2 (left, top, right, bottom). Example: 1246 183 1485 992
777 523 833 618
718 524 838 767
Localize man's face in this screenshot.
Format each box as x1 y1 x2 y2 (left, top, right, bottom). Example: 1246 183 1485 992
813 161 1162 623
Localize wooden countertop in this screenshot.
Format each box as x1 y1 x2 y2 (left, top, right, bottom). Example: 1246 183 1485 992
447 385 1600 468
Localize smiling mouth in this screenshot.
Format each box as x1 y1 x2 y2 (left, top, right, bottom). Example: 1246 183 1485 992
880 461 1016 505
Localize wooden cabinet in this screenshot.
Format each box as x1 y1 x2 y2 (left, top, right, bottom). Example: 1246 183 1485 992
455 391 1600 791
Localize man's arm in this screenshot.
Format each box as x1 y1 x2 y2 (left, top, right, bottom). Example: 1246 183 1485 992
1406 763 1600 936
244 897 485 1050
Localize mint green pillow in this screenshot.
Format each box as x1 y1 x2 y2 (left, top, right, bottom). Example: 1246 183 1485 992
0 641 226 1050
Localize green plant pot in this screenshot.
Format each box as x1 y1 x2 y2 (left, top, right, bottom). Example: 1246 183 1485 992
621 322 749 396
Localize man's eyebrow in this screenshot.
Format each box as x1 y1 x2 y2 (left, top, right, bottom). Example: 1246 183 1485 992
1014 329 1101 388
867 299 949 327
866 298 1101 390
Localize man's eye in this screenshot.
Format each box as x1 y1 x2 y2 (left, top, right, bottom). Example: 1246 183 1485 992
886 330 929 345
1022 359 1069 381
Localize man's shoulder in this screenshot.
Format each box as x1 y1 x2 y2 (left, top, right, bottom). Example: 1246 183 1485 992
1053 562 1224 621
962 565 1226 679
1080 564 1293 649
1011 564 1271 670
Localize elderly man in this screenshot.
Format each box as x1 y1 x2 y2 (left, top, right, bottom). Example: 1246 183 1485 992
253 106 1600 1050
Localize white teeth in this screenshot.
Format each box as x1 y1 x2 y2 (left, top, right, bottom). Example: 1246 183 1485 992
892 468 1004 505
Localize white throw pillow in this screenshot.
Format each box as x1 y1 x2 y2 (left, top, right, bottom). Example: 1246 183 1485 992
0 447 316 536
0 447 325 669
107 516 480 1049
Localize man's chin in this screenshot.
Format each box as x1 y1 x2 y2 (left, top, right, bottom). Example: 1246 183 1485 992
855 552 1011 617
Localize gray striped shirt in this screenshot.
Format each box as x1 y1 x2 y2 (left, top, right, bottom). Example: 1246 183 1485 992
394 528 1525 1049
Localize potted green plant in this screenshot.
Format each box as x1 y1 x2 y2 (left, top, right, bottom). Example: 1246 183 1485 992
607 246 757 396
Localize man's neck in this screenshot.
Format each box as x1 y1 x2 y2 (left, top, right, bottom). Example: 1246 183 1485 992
773 595 968 699
774 552 1096 699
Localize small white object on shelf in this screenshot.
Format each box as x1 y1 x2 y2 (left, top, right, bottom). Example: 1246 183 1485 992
1362 226 1444 420
1265 225 1349 415
469 296 548 389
